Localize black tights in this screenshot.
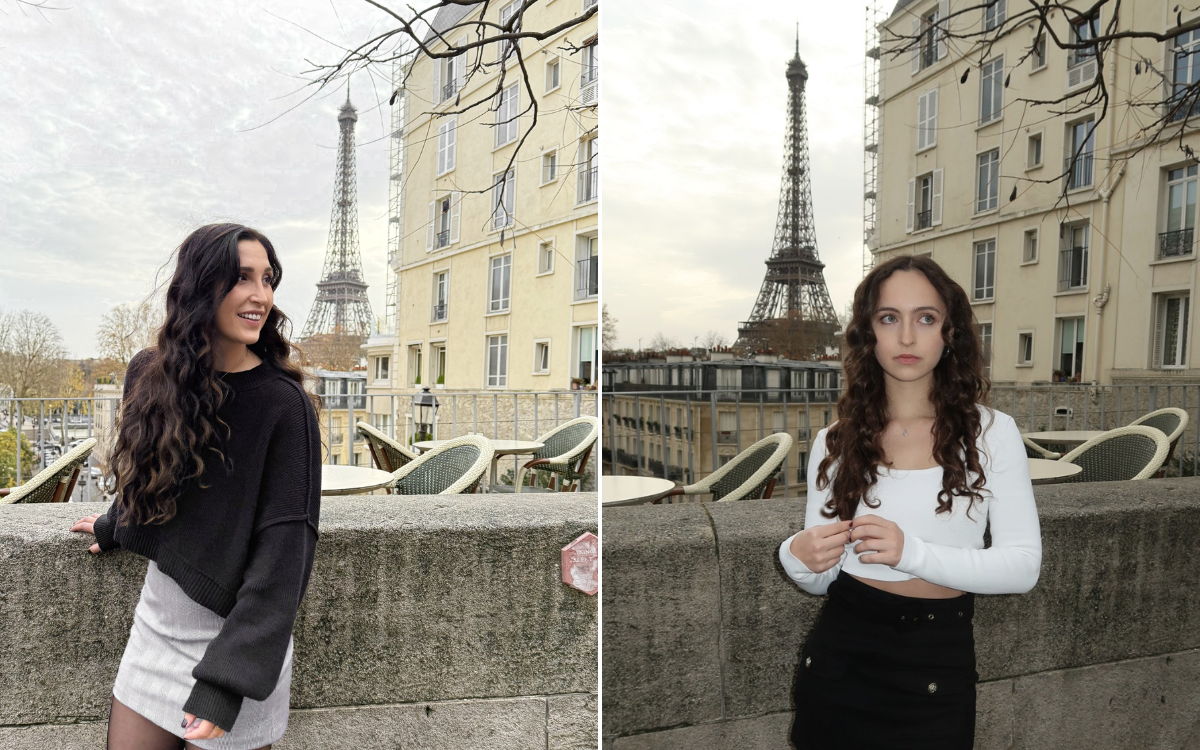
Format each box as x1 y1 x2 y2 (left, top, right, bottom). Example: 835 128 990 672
107 696 271 750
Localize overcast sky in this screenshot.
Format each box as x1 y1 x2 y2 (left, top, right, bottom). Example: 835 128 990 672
1 0 407 358
605 0 869 350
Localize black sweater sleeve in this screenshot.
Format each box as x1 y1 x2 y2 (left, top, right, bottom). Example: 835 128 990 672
92 348 155 552
182 383 322 731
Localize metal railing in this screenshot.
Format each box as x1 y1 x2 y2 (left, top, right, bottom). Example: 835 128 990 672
432 303 448 322
575 255 598 300
1159 228 1194 259
578 165 599 203
442 81 457 102
1057 245 1089 291
436 229 450 248
916 209 932 230
1064 153 1094 190
602 383 1200 497
1 390 600 501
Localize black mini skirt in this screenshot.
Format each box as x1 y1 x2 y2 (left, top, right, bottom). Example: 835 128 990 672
791 570 978 750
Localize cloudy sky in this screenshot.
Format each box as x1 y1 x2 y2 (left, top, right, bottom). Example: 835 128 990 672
1 0 409 358
604 0 869 350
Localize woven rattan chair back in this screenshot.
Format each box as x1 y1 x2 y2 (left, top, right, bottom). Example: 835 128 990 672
1023 436 1060 460
393 445 481 495
511 416 599 492
709 443 780 501
1 438 98 504
1127 408 1189 477
533 422 592 461
1058 426 1171 482
355 421 417 473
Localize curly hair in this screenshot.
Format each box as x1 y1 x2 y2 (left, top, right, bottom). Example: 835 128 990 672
110 223 317 527
816 254 992 521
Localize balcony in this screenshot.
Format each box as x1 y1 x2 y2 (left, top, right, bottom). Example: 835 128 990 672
575 255 598 300
432 303 447 322
1057 246 1089 291
1064 153 1094 191
717 430 737 444
916 209 932 230
436 229 450 249
578 165 599 203
442 82 457 102
920 44 936 70
1159 228 1195 259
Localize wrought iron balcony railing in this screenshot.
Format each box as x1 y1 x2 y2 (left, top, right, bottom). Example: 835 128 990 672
1057 246 1089 291
1159 228 1195 259
442 82 457 102
432 303 447 322
916 209 932 230
1064 154 1094 190
436 230 450 248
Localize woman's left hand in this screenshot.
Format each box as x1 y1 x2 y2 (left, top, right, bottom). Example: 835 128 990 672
850 514 905 567
182 713 225 741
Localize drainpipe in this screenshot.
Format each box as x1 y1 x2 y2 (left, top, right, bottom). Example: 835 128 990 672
1089 43 1124 388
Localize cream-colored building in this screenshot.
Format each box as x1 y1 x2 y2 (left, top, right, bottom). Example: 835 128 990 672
877 0 1196 384
365 0 599 413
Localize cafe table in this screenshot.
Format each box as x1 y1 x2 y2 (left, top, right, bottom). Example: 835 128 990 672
601 476 676 507
413 439 544 492
1027 458 1083 485
320 464 396 496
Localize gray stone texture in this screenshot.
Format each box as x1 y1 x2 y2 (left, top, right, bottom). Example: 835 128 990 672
0 494 597 745
547 693 598 750
610 712 793 750
602 477 1200 746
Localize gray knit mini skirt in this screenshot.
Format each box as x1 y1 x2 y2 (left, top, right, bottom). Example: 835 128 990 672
112 560 293 750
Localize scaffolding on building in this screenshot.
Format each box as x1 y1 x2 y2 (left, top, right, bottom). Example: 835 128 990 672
863 1 882 278
385 60 407 335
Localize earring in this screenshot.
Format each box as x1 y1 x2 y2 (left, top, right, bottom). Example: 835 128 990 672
941 346 950 359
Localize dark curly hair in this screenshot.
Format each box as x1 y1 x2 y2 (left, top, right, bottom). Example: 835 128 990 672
110 223 317 527
816 254 992 521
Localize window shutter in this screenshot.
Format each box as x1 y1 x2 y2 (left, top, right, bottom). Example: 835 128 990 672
449 190 461 243
456 36 467 92
432 55 442 104
906 178 916 232
917 93 927 150
426 201 435 251
445 117 456 172
937 1 949 59
437 122 448 175
928 89 938 146
1153 295 1166 368
506 170 516 222
911 18 921 74
931 168 944 225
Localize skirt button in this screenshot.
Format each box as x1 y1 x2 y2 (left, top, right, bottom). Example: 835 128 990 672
928 682 938 694
958 611 964 617
927 613 935 620
805 657 812 668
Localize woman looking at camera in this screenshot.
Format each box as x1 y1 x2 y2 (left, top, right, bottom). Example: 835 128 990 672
781 254 1042 749
71 223 321 750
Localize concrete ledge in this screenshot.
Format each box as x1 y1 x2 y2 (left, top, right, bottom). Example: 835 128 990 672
602 478 1200 746
0 494 597 747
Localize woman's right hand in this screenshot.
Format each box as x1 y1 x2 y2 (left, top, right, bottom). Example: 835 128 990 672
70 514 102 554
789 520 852 572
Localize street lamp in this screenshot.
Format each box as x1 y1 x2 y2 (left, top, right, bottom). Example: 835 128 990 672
411 387 440 443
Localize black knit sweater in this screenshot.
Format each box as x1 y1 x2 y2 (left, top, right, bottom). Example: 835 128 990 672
92 349 321 732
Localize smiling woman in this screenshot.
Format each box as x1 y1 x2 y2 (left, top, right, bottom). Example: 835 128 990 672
69 223 322 750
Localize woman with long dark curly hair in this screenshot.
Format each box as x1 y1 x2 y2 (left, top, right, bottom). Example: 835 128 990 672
70 223 321 750
780 254 1041 749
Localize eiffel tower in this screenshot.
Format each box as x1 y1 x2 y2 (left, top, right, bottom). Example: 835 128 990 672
736 38 840 360
302 89 375 340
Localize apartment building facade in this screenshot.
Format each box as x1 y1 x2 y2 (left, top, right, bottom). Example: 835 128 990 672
878 0 1196 385
364 0 599 419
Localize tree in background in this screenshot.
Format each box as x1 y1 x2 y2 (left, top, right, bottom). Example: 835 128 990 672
648 332 678 352
301 331 366 372
0 309 70 398
95 300 164 378
602 304 618 352
0 428 37 490
700 330 729 350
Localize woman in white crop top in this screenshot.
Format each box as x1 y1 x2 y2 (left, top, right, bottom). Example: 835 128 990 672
780 255 1042 750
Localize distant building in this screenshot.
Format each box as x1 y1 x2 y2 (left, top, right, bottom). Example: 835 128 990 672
309 368 369 466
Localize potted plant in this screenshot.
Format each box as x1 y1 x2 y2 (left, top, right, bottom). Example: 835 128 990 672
436 373 445 389
1052 369 1065 383
414 374 421 385
570 377 585 390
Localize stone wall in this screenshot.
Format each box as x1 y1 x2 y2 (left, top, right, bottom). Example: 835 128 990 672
602 479 1200 749
0 494 598 749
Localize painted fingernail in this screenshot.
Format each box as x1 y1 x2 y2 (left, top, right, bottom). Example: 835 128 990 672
181 719 188 728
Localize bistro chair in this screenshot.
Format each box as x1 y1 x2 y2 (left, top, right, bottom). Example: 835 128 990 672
1023 436 1061 461
1057 426 1171 483
356 421 419 473
649 433 793 504
388 435 493 496
1127 407 1190 478
0 438 98 504
498 416 599 494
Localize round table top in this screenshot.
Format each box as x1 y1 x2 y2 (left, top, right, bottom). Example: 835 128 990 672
601 476 676 506
413 439 543 455
321 464 395 495
1027 458 1083 484
1023 430 1107 444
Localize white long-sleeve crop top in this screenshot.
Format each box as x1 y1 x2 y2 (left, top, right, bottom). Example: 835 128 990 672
779 405 1042 596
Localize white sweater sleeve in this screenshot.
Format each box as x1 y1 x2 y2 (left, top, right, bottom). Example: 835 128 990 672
779 428 846 595
893 414 1043 594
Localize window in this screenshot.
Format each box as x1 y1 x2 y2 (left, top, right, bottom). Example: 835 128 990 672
1069 12 1099 67
375 356 390 382
542 150 558 183
1161 165 1197 259
1059 223 1090 291
433 38 467 104
1018 332 1034 365
498 1 521 62
917 89 938 151
575 233 598 300
408 344 423 386
545 57 561 93
534 340 551 374
906 168 942 232
575 326 597 385
432 271 449 322
766 369 781 389
489 254 512 312
492 169 515 229
1027 132 1043 168
976 323 993 377
1058 317 1085 380
437 117 456 175
973 240 996 301
912 7 943 73
771 409 785 434
495 84 519 148
427 192 460 251
372 413 392 434
578 136 599 203
487 334 508 388
984 0 1006 30
980 56 1004 124
432 344 446 386
538 241 555 274
1032 33 1047 70
716 369 741 390
580 39 598 104
1170 30 1200 122
1065 118 1095 190
1023 228 1039 263
977 149 999 213
1153 292 1191 368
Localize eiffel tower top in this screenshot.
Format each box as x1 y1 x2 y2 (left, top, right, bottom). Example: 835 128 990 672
788 26 807 81
338 89 358 123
